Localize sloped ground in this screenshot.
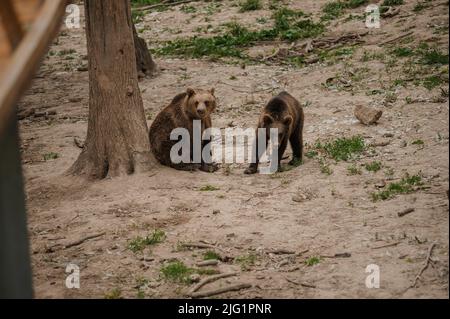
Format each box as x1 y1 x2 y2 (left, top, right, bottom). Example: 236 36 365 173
18 0 448 298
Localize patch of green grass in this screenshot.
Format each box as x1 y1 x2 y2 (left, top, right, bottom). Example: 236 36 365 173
154 8 324 59
131 0 163 6
365 161 382 172
391 47 414 57
203 250 221 260
381 0 403 6
235 253 257 271
321 0 368 20
413 1 432 12
315 136 366 161
423 75 447 90
305 150 319 159
347 164 362 175
161 261 194 283
418 47 449 65
132 10 145 23
371 173 423 201
43 152 59 161
239 0 262 12
104 288 122 299
319 46 354 63
196 268 221 275
180 5 197 14
361 51 385 62
319 158 333 175
412 139 425 145
128 229 166 253
305 256 320 266
57 49 76 56
199 185 220 191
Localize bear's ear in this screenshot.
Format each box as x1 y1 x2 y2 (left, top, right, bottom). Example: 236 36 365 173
187 88 196 97
210 88 215 96
262 114 274 126
283 116 293 127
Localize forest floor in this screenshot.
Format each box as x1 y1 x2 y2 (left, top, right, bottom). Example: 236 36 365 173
18 0 448 298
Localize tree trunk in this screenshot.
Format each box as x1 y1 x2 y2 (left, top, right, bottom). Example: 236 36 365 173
69 0 155 179
133 24 157 76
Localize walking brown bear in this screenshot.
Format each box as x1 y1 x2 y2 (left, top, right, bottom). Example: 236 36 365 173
244 91 304 174
149 88 218 172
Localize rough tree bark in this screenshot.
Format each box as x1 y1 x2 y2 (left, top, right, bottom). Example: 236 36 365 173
69 0 156 179
133 24 157 76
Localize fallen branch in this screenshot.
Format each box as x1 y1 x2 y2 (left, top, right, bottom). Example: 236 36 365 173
380 31 414 46
320 252 351 258
398 208 415 217
411 243 437 288
285 277 316 288
132 0 197 12
196 260 219 267
180 242 224 252
268 249 296 255
188 283 251 298
190 272 238 293
371 241 400 250
63 232 106 249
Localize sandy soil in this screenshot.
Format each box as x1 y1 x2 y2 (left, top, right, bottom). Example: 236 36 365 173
18 0 448 298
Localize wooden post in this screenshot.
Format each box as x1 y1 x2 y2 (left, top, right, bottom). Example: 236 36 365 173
0 115 33 298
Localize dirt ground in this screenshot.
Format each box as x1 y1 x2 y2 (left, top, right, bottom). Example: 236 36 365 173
18 0 448 298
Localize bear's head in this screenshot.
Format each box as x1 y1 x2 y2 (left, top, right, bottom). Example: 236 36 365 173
184 88 216 119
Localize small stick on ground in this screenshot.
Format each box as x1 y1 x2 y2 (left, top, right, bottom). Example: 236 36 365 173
380 31 414 45
398 208 415 217
132 0 197 12
196 260 219 267
411 242 437 288
320 252 351 258
180 242 224 252
372 241 400 250
285 277 316 288
268 249 296 255
188 283 251 298
63 232 106 249
190 272 238 293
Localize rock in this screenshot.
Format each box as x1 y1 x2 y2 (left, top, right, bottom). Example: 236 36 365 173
189 274 201 283
370 139 391 147
213 209 220 215
354 105 383 125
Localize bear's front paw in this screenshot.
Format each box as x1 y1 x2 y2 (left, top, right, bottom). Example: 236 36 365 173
244 166 258 174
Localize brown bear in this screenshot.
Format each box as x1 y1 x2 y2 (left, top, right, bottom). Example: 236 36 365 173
244 91 304 174
149 88 218 172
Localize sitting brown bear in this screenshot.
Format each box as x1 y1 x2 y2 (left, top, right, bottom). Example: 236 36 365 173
149 88 218 172
244 91 304 174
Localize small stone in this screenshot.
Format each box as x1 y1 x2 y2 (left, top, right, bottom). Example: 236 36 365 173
213 209 220 214
189 274 201 283
375 181 386 188
354 105 383 125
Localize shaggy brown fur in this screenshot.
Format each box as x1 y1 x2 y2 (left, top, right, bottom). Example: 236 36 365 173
244 91 304 174
149 88 218 172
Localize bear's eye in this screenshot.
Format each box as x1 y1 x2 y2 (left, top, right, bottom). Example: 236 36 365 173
204 101 209 107
195 101 199 106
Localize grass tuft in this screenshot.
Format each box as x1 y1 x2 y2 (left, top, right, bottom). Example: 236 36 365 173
371 173 423 201
128 229 166 253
